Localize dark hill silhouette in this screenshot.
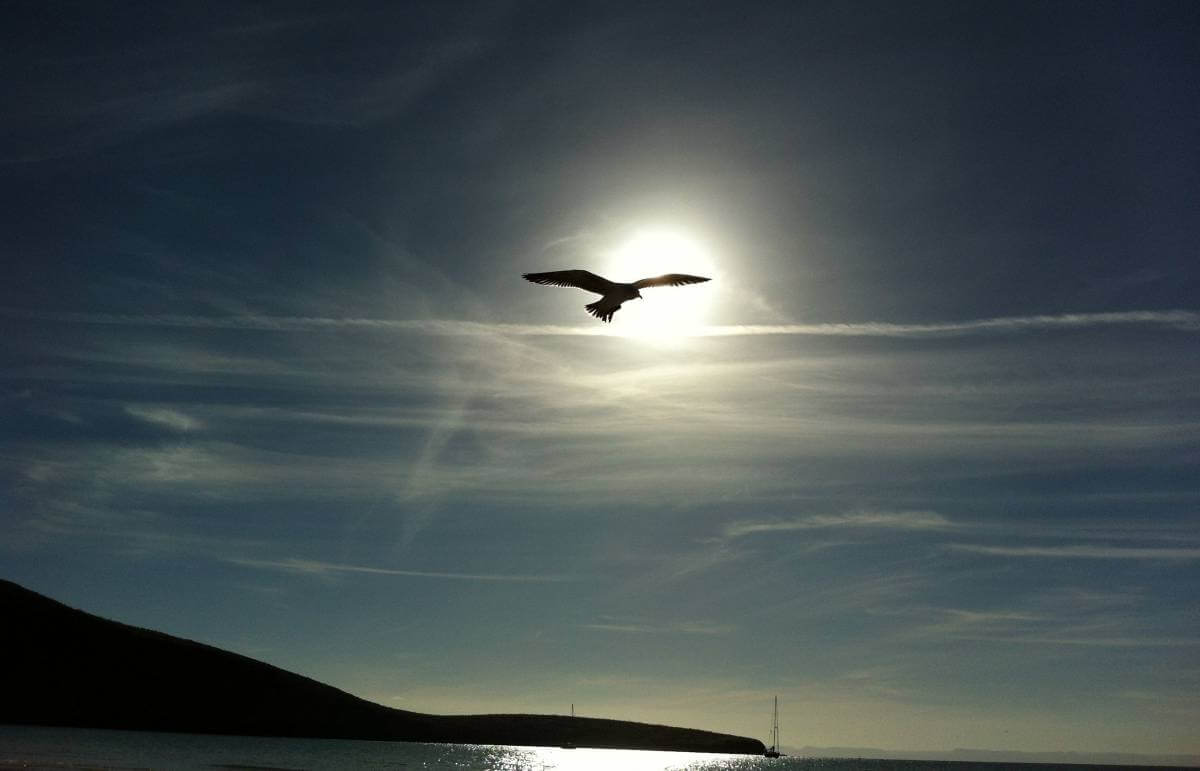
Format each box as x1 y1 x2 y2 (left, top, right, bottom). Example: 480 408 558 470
0 579 763 754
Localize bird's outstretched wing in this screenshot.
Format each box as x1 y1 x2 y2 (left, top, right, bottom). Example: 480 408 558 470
632 273 711 289
523 270 615 295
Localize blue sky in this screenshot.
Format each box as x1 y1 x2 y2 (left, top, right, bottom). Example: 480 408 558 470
2 0 1198 756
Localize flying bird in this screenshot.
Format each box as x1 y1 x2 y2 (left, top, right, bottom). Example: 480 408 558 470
522 270 711 322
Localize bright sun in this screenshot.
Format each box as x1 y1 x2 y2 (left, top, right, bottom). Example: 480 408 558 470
601 227 717 341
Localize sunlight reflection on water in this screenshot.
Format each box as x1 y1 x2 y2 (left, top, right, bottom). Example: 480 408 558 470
495 745 774 771
0 726 774 771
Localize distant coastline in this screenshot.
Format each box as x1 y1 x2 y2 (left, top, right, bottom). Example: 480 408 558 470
0 579 763 755
792 746 1200 768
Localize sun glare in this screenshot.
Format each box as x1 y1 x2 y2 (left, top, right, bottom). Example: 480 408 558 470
602 227 717 341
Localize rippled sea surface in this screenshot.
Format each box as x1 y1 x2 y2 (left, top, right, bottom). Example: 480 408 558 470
0 726 1181 771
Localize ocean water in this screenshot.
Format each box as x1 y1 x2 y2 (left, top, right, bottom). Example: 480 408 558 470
0 725 1183 771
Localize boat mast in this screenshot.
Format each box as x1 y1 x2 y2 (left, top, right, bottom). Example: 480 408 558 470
773 695 779 751
772 691 782 749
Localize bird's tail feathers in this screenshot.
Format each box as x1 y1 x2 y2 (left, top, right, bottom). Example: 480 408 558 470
585 300 618 323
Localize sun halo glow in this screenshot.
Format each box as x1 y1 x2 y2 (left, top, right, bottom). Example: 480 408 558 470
600 228 717 342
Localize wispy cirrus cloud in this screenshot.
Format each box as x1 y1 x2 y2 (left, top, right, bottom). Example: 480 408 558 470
124 405 203 432
949 544 1200 560
996 636 1200 648
581 617 734 636
4 9 499 164
700 311 1200 337
225 557 577 583
901 605 1200 649
3 308 1197 337
725 510 957 539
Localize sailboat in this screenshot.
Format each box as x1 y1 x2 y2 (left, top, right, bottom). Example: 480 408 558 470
560 704 577 749
764 695 784 758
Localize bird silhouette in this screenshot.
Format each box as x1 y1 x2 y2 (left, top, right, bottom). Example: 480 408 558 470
523 270 711 322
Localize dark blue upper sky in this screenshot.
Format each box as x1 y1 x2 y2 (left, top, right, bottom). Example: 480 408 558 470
2 0 1198 756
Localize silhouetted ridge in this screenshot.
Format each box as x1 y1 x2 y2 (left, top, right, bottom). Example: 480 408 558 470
0 579 763 754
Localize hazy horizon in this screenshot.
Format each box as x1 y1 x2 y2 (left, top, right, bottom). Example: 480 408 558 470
2 0 1197 757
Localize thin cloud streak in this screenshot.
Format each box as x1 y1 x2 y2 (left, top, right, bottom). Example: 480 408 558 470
4 308 1197 337
702 311 1200 337
955 635 1200 648
581 622 733 636
124 405 203 432
950 544 1200 560
726 510 956 538
226 557 578 582
581 617 734 636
